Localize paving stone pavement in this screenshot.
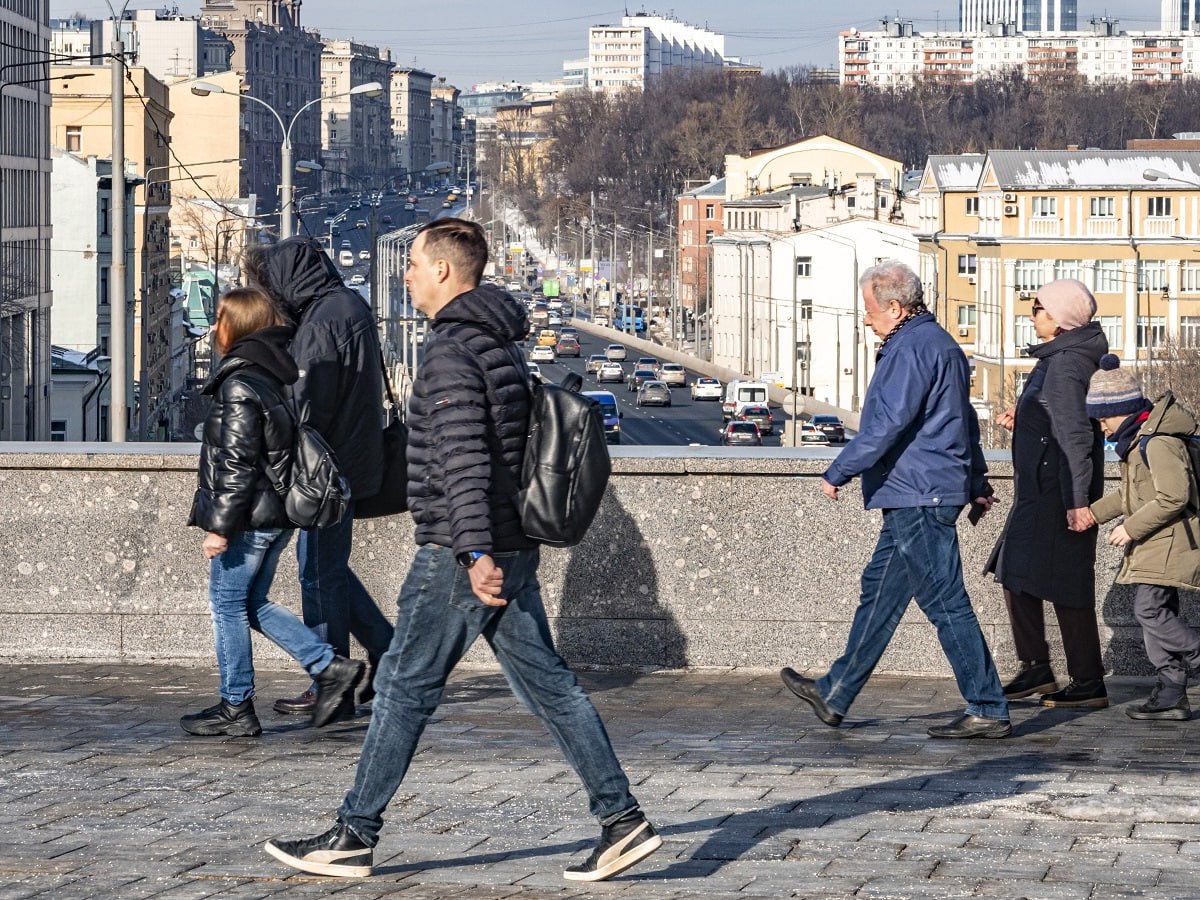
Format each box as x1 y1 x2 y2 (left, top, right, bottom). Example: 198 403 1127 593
2 663 1200 898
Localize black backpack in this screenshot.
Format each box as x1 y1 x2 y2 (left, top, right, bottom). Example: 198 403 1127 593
262 392 351 529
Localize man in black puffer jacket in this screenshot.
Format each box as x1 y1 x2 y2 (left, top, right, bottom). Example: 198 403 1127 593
266 219 660 884
244 238 393 717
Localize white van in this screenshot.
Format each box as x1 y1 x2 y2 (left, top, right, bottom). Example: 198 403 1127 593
721 380 770 422
338 250 355 268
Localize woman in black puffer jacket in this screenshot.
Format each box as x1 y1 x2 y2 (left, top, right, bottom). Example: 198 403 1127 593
182 288 363 738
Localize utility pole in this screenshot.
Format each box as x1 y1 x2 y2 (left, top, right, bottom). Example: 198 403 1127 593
110 15 127 440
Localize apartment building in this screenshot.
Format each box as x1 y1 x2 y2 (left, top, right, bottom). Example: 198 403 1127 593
0 0 52 441
320 39 392 191
51 65 174 439
431 81 462 181
390 67 433 183
1163 0 1200 31
199 0 322 217
917 149 1200 417
587 13 726 94
960 0 1078 32
677 179 725 314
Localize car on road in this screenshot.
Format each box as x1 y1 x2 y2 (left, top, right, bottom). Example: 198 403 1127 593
690 377 722 400
548 312 563 326
340 240 352 249
635 356 659 373
594 313 610 327
338 250 355 268
555 336 581 357
797 425 831 447
597 361 624 384
582 390 621 444
323 215 335 225
536 329 558 347
358 249 371 260
636 380 672 407
529 345 556 363
585 354 607 375
605 344 627 362
737 404 774 435
526 362 543 383
721 421 762 446
348 273 366 286
356 219 368 229
625 368 657 392
381 214 393 225
558 326 578 338
810 414 846 443
441 200 452 209
658 363 686 387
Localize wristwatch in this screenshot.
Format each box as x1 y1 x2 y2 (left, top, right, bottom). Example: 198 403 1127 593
456 551 486 569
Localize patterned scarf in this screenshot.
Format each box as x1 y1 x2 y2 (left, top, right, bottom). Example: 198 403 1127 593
875 305 929 361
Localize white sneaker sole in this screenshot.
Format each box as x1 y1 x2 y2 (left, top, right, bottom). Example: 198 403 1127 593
563 825 663 882
264 839 372 878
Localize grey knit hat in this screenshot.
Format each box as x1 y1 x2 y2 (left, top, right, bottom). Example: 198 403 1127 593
1085 354 1144 419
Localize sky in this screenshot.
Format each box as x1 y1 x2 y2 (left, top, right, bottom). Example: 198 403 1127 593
53 1 1157 89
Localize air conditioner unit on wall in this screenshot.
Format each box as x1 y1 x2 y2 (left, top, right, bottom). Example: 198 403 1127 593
1003 192 1017 203
967 275 977 284
1003 204 1019 217
957 327 969 337
1018 290 1036 300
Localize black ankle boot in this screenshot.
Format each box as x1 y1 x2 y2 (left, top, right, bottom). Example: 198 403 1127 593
1002 660 1057 699
180 698 262 737
1126 679 1190 721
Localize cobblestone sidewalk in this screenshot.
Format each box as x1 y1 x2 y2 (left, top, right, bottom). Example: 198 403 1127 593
1 663 1199 898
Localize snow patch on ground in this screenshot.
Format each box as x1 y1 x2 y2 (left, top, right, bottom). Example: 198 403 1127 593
1039 795 1200 823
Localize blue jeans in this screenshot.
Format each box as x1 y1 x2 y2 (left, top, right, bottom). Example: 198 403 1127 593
817 506 1008 720
338 545 639 846
297 504 393 661
209 528 335 704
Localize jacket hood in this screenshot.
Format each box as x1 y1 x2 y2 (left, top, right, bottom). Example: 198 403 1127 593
205 325 298 395
433 283 529 342
264 237 345 316
1142 391 1198 438
1027 320 1107 362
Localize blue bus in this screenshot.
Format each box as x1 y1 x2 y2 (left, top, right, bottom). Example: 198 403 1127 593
615 304 645 333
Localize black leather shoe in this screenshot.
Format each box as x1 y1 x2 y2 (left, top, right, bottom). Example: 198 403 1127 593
313 657 365 727
1002 660 1057 699
180 698 262 737
273 688 316 716
927 713 1011 739
358 657 380 705
1126 680 1190 721
780 667 843 727
265 821 373 878
1041 679 1108 709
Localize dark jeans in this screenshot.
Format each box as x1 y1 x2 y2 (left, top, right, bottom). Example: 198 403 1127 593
1133 583 1200 685
297 502 393 663
338 545 639 846
818 505 1008 720
1005 590 1104 681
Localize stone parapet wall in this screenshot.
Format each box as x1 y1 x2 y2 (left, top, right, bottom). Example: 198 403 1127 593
0 444 1175 677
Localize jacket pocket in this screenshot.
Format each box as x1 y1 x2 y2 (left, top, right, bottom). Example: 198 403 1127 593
1133 529 1173 575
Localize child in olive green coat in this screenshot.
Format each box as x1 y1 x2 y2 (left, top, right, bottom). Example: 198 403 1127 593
1087 354 1200 721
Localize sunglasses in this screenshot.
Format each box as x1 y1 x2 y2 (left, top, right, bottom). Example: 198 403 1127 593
1031 304 1045 315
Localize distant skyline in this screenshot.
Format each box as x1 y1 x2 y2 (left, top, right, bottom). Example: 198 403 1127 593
52 1 1157 90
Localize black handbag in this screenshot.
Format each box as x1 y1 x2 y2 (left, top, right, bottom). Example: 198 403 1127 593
354 354 409 519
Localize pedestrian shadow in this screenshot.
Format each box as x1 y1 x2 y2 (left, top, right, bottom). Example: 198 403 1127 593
553 492 688 678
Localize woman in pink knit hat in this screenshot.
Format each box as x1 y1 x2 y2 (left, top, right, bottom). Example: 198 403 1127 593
986 278 1110 709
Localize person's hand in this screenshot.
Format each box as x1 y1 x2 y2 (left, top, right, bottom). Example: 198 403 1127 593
972 495 997 518
1067 507 1097 532
203 532 228 559
468 555 506 606
995 408 1016 432
821 479 839 501
1107 524 1132 547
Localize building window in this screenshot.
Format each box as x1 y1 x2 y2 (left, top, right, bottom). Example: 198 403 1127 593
704 229 714 243
957 254 977 276
51 420 67 442
99 267 110 306
1147 196 1172 217
1137 259 1167 292
1181 316 1200 347
965 197 979 215
1090 196 1114 217
705 203 715 219
1014 315 1037 347
1098 315 1123 349
800 298 813 320
1031 196 1056 217
1094 260 1122 293
1014 260 1044 291
796 256 812 278
99 197 111 236
1181 261 1200 293
957 305 977 327
65 125 81 153
1054 259 1084 282
1137 316 1166 349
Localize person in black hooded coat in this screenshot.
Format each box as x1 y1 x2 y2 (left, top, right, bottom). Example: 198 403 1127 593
243 238 393 717
182 287 363 738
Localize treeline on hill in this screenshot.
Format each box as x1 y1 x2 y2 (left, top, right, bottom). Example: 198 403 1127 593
509 68 1200 239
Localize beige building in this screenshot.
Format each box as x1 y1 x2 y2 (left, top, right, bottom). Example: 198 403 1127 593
320 39 393 191
51 65 174 440
390 68 433 183
917 149 1200 422
431 80 462 181
722 134 905 203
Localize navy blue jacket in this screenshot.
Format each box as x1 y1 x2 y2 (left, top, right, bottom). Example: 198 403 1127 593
824 313 988 510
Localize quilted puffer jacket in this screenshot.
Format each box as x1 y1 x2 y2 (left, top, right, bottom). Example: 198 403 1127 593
406 283 536 555
188 325 299 537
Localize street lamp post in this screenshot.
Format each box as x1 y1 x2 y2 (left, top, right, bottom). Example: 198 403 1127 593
190 80 384 239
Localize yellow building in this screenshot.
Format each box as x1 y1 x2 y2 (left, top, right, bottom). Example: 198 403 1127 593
917 149 1200 422
51 65 174 439
723 134 904 201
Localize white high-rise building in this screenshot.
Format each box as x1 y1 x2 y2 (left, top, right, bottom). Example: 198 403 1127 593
1163 0 1200 32
960 0 1078 32
587 13 727 94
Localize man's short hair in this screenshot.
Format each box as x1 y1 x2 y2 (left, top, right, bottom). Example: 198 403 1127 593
419 218 488 285
860 260 924 312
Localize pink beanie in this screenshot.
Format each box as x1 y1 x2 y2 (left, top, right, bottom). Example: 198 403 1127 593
1037 279 1097 331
